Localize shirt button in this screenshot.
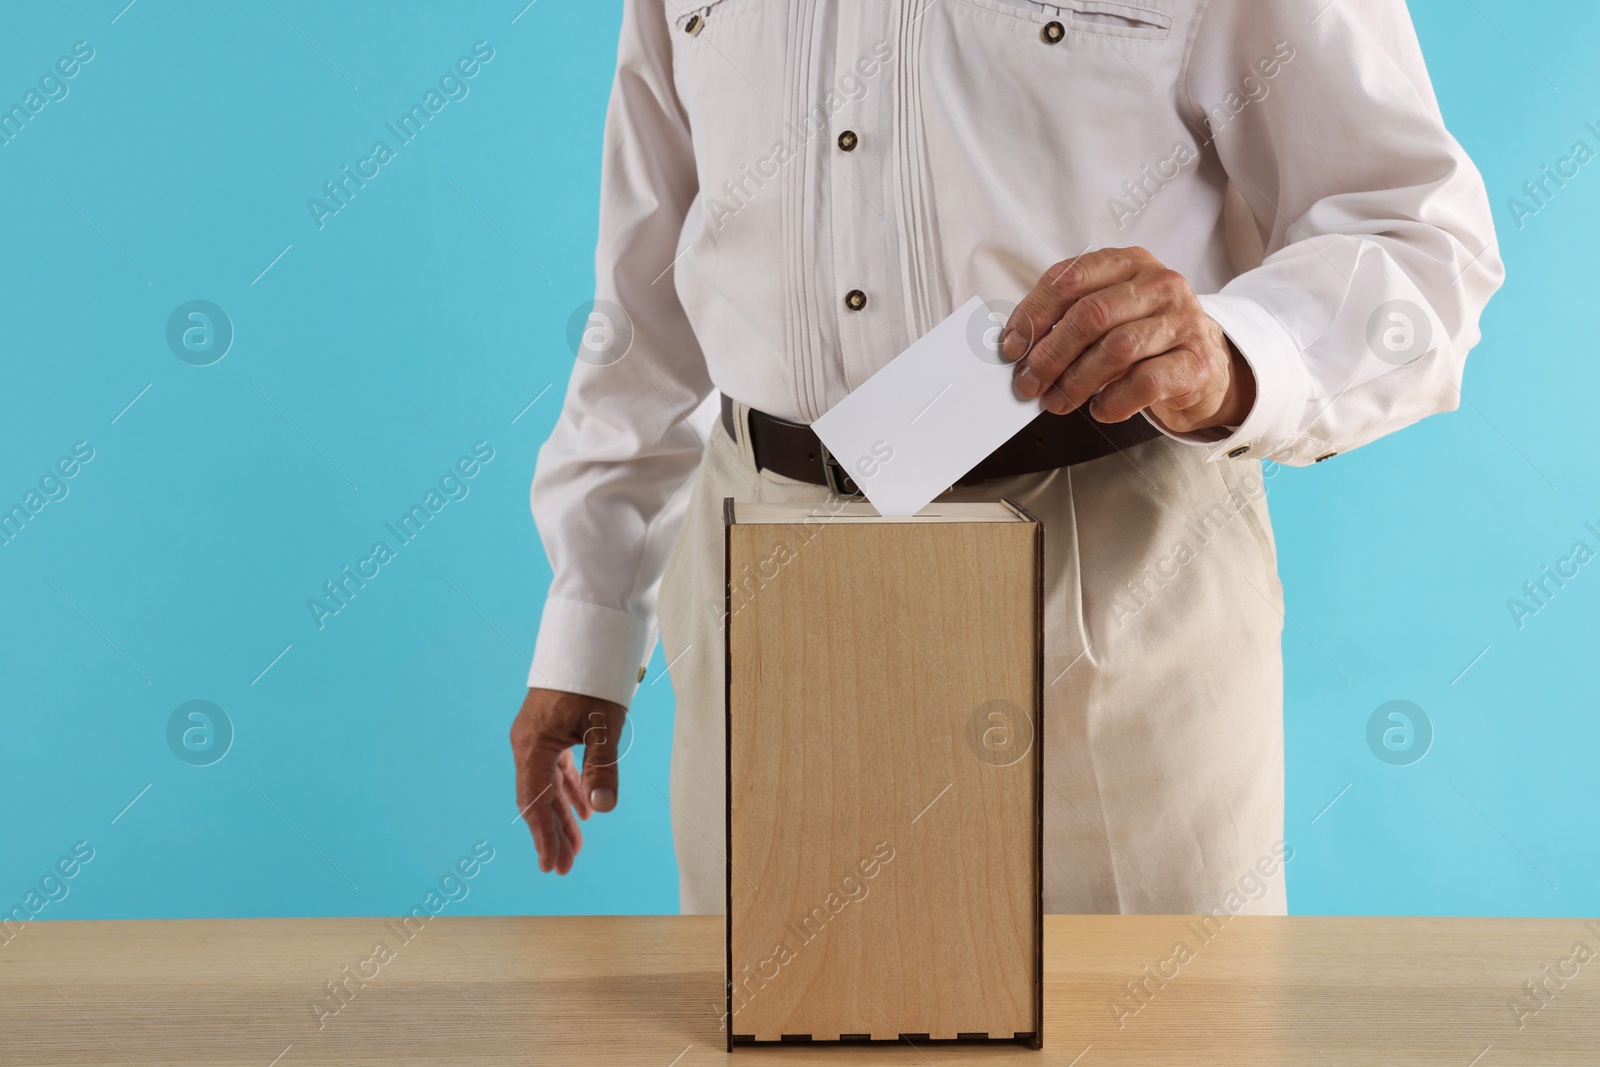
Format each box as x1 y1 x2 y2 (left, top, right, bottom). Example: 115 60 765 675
1226 444 1251 459
1314 451 1338 463
1042 21 1065 44
837 130 859 152
844 289 867 311
684 13 703 35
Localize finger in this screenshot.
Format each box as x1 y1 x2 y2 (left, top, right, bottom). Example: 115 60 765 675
560 749 593 820
580 705 626 813
549 798 574 876
1019 275 1181 404
553 772 585 873
1001 247 1156 365
549 799 572 875
515 740 562 874
1090 350 1204 424
1041 310 1186 415
541 767 573 876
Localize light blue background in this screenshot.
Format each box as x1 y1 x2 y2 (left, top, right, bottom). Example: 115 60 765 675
0 0 1594 921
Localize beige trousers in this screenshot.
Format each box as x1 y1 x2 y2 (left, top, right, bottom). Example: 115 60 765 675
657 402 1288 916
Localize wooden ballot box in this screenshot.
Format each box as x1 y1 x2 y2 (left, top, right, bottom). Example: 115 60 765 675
723 499 1043 1048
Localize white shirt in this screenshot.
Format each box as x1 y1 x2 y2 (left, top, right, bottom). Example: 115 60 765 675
529 0 1503 707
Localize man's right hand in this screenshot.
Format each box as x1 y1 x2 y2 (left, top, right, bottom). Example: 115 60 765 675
509 687 627 875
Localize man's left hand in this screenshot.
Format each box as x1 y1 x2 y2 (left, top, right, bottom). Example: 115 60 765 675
1002 246 1255 434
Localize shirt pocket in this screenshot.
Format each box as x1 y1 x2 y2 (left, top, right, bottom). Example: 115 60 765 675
668 0 782 117
953 0 1174 42
665 1 792 256
915 0 1190 300
671 0 769 38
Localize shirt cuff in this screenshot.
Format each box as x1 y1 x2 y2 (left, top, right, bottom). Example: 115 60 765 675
1144 292 1312 462
529 597 652 709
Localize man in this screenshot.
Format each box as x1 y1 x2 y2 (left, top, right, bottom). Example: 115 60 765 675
511 0 1501 915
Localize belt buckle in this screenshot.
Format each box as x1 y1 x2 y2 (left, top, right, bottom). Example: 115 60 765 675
819 444 862 498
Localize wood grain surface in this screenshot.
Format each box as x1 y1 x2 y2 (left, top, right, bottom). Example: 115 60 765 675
727 501 1041 1042
1 914 1594 1065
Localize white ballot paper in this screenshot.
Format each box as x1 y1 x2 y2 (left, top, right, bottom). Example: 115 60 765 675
812 295 1043 516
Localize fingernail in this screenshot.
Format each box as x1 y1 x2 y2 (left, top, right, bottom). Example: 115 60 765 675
590 787 616 812
1014 364 1041 398
1000 327 1025 362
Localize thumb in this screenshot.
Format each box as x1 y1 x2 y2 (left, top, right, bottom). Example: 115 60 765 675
579 702 625 813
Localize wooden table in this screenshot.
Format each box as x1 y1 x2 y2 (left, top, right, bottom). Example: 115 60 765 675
0 915 1593 1065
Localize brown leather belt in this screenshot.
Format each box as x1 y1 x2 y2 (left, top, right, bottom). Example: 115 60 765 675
720 393 1160 496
